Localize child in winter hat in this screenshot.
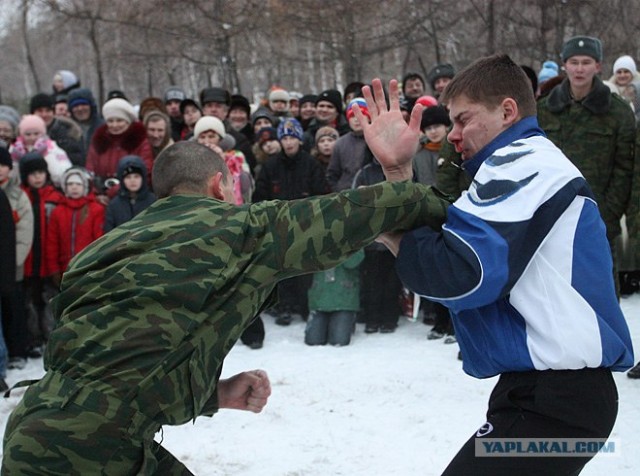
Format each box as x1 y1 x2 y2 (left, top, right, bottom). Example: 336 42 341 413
346 98 370 121
277 118 304 141
538 60 559 84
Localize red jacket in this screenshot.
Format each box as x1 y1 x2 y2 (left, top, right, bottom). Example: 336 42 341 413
45 195 105 275
85 122 154 186
21 184 64 277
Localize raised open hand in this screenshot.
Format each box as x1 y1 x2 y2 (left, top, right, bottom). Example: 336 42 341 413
352 79 424 182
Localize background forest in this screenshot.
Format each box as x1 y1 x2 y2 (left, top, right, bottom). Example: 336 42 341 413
1 0 639 108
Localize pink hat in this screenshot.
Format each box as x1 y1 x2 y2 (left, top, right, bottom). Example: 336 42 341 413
19 114 47 136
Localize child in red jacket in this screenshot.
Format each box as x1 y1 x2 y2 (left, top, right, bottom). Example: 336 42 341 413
46 167 104 287
19 152 64 356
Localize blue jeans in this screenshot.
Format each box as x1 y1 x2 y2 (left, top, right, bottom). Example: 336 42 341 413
0 302 8 379
305 311 356 346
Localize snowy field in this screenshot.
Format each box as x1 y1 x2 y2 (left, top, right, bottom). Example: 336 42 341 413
1 294 639 475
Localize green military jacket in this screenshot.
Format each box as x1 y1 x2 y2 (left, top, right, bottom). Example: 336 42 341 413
434 139 471 200
537 76 636 239
45 182 449 427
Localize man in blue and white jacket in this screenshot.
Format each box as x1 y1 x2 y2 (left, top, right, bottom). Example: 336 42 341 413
356 55 634 476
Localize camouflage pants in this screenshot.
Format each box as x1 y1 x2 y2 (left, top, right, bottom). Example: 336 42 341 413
2 371 193 475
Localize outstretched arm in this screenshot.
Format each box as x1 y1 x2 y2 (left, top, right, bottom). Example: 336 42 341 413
217 369 272 413
353 78 424 182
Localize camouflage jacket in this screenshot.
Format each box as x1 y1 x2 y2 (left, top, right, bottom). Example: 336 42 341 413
537 76 636 239
434 139 472 199
45 182 449 427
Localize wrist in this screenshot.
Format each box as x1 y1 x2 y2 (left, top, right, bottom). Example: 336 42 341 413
383 164 413 182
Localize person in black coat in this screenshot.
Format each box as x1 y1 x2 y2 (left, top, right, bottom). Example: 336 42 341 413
0 187 16 391
103 155 156 232
253 118 329 325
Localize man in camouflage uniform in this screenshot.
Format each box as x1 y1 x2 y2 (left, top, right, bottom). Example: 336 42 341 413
3 93 449 473
537 36 636 247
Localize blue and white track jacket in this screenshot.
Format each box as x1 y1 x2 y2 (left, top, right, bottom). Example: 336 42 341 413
396 116 634 378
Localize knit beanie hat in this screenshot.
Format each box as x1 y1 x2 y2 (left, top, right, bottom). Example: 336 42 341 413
179 98 202 115
30 93 55 113
421 106 451 130
316 89 343 114
299 94 318 107
613 55 637 75
415 95 439 108
194 116 226 140
256 126 278 145
19 115 47 136
102 98 137 123
0 146 12 169
67 88 95 110
538 61 559 83
107 90 127 101
62 166 90 196
346 98 369 120
561 36 603 62
0 109 19 137
53 70 79 90
277 118 304 141
315 126 339 143
164 86 186 104
251 107 276 128
19 151 49 184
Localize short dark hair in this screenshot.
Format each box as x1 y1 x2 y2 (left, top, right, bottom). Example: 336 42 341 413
440 54 537 118
402 73 425 93
152 142 229 199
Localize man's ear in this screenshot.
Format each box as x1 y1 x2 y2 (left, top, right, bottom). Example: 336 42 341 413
501 98 519 125
207 171 225 200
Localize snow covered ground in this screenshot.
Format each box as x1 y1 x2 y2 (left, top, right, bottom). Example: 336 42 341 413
1 294 639 475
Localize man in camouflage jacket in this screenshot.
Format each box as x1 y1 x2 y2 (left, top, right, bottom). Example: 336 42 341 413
3 112 449 474
537 36 636 243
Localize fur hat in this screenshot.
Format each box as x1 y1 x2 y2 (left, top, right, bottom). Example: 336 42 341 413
230 94 251 117
421 106 451 130
277 118 304 141
561 36 603 63
19 151 49 185
346 98 369 120
0 146 12 169
200 87 231 106
269 89 290 103
138 97 165 121
102 98 137 123
30 93 54 113
194 116 226 140
315 126 339 143
316 89 343 114
613 55 637 75
426 64 455 90
19 115 47 136
164 86 186 104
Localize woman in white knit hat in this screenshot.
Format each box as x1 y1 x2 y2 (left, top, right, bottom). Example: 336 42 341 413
85 98 154 203
607 54 640 98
